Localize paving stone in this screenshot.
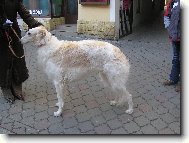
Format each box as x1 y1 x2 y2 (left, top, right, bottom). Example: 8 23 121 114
0 103 11 111
62 117 78 129
169 108 180 118
88 108 102 117
111 128 128 134
141 124 158 134
138 103 152 113
23 102 35 109
12 127 26 134
144 111 159 121
39 129 49 134
76 112 91 122
35 104 48 113
169 122 180 134
26 127 39 134
169 96 180 105
91 115 106 126
48 116 63 124
22 109 35 118
151 118 167 130
9 113 22 122
133 97 146 107
85 100 98 109
112 107 126 115
161 113 177 124
9 106 22 114
155 106 169 115
82 94 95 102
84 130 96 134
103 110 117 121
78 121 94 133
20 116 35 127
80 88 93 96
62 109 75 118
107 118 122 130
0 127 12 134
35 111 49 121
48 122 64 134
47 107 57 115
95 96 108 105
71 98 85 107
118 114 133 124
0 122 13 131
73 105 87 114
123 121 140 134
134 116 149 127
70 91 82 99
159 128 175 134
34 119 50 131
99 103 112 112
132 108 143 117
64 127 80 134
94 124 111 134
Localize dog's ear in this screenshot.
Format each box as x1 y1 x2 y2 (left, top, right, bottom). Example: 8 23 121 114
38 28 46 38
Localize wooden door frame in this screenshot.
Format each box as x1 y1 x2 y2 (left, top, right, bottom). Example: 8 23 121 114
63 0 78 24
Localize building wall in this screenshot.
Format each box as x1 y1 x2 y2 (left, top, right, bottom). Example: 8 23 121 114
78 4 110 21
77 0 119 39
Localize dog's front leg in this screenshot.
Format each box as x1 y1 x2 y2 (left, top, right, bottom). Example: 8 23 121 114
53 81 64 117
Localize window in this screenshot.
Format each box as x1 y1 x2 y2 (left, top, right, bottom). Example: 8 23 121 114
23 0 51 17
51 0 63 17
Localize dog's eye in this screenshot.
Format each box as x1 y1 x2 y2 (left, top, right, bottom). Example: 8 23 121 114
28 32 31 36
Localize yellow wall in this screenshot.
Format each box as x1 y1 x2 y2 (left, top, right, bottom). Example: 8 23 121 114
78 3 110 22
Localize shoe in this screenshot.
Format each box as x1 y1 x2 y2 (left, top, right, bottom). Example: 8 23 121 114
11 83 24 101
175 83 181 92
1 88 15 103
163 80 177 86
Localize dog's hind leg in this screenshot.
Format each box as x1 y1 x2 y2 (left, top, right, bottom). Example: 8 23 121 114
53 81 64 117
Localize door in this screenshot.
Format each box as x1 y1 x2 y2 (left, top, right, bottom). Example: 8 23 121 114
64 0 78 24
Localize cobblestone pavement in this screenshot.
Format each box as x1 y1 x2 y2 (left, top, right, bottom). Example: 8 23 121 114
0 19 181 134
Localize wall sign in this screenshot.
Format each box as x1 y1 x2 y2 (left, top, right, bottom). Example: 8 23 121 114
29 10 43 15
79 0 110 5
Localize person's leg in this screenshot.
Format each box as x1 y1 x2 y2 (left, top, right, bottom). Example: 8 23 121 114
164 41 180 85
170 41 180 83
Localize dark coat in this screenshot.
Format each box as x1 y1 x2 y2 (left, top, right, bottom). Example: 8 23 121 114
0 0 42 88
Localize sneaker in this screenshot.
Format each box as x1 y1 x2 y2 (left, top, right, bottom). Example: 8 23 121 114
1 88 15 103
163 80 177 86
11 83 24 101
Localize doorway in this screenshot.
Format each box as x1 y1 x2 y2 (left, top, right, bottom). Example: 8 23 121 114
64 0 78 24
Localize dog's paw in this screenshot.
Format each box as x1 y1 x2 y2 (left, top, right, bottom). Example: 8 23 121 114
54 111 61 117
125 109 133 114
110 101 117 106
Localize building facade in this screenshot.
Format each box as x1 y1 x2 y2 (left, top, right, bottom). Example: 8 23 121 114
18 0 164 39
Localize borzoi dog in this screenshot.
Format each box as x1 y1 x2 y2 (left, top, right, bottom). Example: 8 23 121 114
21 26 133 116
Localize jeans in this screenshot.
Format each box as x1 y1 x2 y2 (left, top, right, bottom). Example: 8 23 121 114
169 41 180 83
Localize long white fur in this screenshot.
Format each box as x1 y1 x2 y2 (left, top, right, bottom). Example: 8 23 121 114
21 26 133 116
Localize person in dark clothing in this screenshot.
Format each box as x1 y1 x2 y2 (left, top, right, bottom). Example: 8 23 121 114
163 0 181 92
0 0 42 102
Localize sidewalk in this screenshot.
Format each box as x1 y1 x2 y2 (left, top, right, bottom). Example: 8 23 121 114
0 21 181 134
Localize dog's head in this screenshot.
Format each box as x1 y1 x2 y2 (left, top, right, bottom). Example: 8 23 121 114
21 26 51 47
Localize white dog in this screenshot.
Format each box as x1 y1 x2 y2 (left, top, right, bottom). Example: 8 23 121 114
21 26 133 116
